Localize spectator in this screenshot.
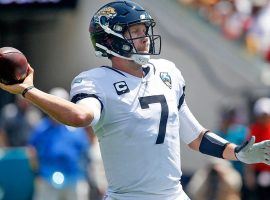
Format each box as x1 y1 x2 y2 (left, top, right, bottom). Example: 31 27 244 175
265 44 270 62
29 87 90 200
0 95 41 147
245 0 270 56
186 158 242 200
180 0 270 62
215 106 256 199
86 127 108 200
221 0 252 40
248 97 270 200
216 106 249 175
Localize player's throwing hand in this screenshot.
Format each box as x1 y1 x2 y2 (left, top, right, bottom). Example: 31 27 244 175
0 64 34 95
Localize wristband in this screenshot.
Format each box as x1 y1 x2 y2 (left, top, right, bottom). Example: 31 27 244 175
22 86 34 97
199 131 230 158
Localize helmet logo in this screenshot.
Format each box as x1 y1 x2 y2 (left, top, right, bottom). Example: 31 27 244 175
96 7 117 19
160 72 172 89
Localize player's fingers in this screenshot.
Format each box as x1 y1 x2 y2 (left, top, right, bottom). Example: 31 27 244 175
264 147 270 154
263 157 270 165
243 136 256 152
0 82 19 94
261 141 270 150
257 140 270 150
0 82 8 90
264 153 270 159
26 64 34 76
27 64 34 72
23 65 34 85
265 141 270 147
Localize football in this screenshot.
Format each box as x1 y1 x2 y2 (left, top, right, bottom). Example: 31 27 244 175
0 47 29 85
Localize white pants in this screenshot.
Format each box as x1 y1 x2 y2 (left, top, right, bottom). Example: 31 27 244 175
33 178 89 200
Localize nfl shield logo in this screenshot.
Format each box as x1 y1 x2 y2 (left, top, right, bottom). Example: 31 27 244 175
160 72 172 89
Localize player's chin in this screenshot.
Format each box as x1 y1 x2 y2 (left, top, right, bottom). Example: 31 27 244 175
137 49 150 54
136 46 149 53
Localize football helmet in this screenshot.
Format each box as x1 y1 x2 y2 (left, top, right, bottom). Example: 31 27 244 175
89 1 161 65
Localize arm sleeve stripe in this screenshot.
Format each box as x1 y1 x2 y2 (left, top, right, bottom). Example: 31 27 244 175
178 86 186 110
71 93 104 111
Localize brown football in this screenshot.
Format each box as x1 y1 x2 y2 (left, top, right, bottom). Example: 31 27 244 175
0 47 29 85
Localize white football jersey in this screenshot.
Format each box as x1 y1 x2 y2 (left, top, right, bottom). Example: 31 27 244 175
70 59 203 200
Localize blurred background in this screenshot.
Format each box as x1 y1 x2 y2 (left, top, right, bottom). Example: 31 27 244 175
1 0 270 199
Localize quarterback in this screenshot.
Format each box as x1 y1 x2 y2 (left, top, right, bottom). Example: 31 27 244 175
1 1 270 200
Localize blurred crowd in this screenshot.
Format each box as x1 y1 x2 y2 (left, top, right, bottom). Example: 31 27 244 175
180 0 270 63
0 88 107 200
176 2 270 198
187 96 270 200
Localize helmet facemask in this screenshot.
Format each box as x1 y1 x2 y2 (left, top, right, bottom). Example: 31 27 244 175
124 21 161 65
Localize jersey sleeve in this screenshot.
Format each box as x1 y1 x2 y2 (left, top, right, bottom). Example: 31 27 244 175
70 70 106 128
169 61 186 109
70 70 105 110
179 100 204 144
170 62 204 143
76 97 102 126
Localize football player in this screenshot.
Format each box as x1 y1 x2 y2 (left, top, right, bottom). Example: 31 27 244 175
1 1 270 200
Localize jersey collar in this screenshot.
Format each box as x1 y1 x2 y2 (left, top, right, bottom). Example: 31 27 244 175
101 62 156 80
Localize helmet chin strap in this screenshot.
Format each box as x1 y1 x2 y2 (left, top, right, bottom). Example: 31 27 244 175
131 54 150 65
95 43 150 65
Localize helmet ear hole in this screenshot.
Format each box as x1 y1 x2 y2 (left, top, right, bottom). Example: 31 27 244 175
113 24 123 32
122 45 131 51
110 36 133 56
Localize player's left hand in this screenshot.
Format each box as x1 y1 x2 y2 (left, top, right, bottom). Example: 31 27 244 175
235 136 270 164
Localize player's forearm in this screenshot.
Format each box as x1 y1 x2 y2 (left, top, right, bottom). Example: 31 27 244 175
191 130 238 160
24 87 93 127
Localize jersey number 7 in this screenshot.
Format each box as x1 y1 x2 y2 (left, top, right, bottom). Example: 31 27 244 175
139 95 169 144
